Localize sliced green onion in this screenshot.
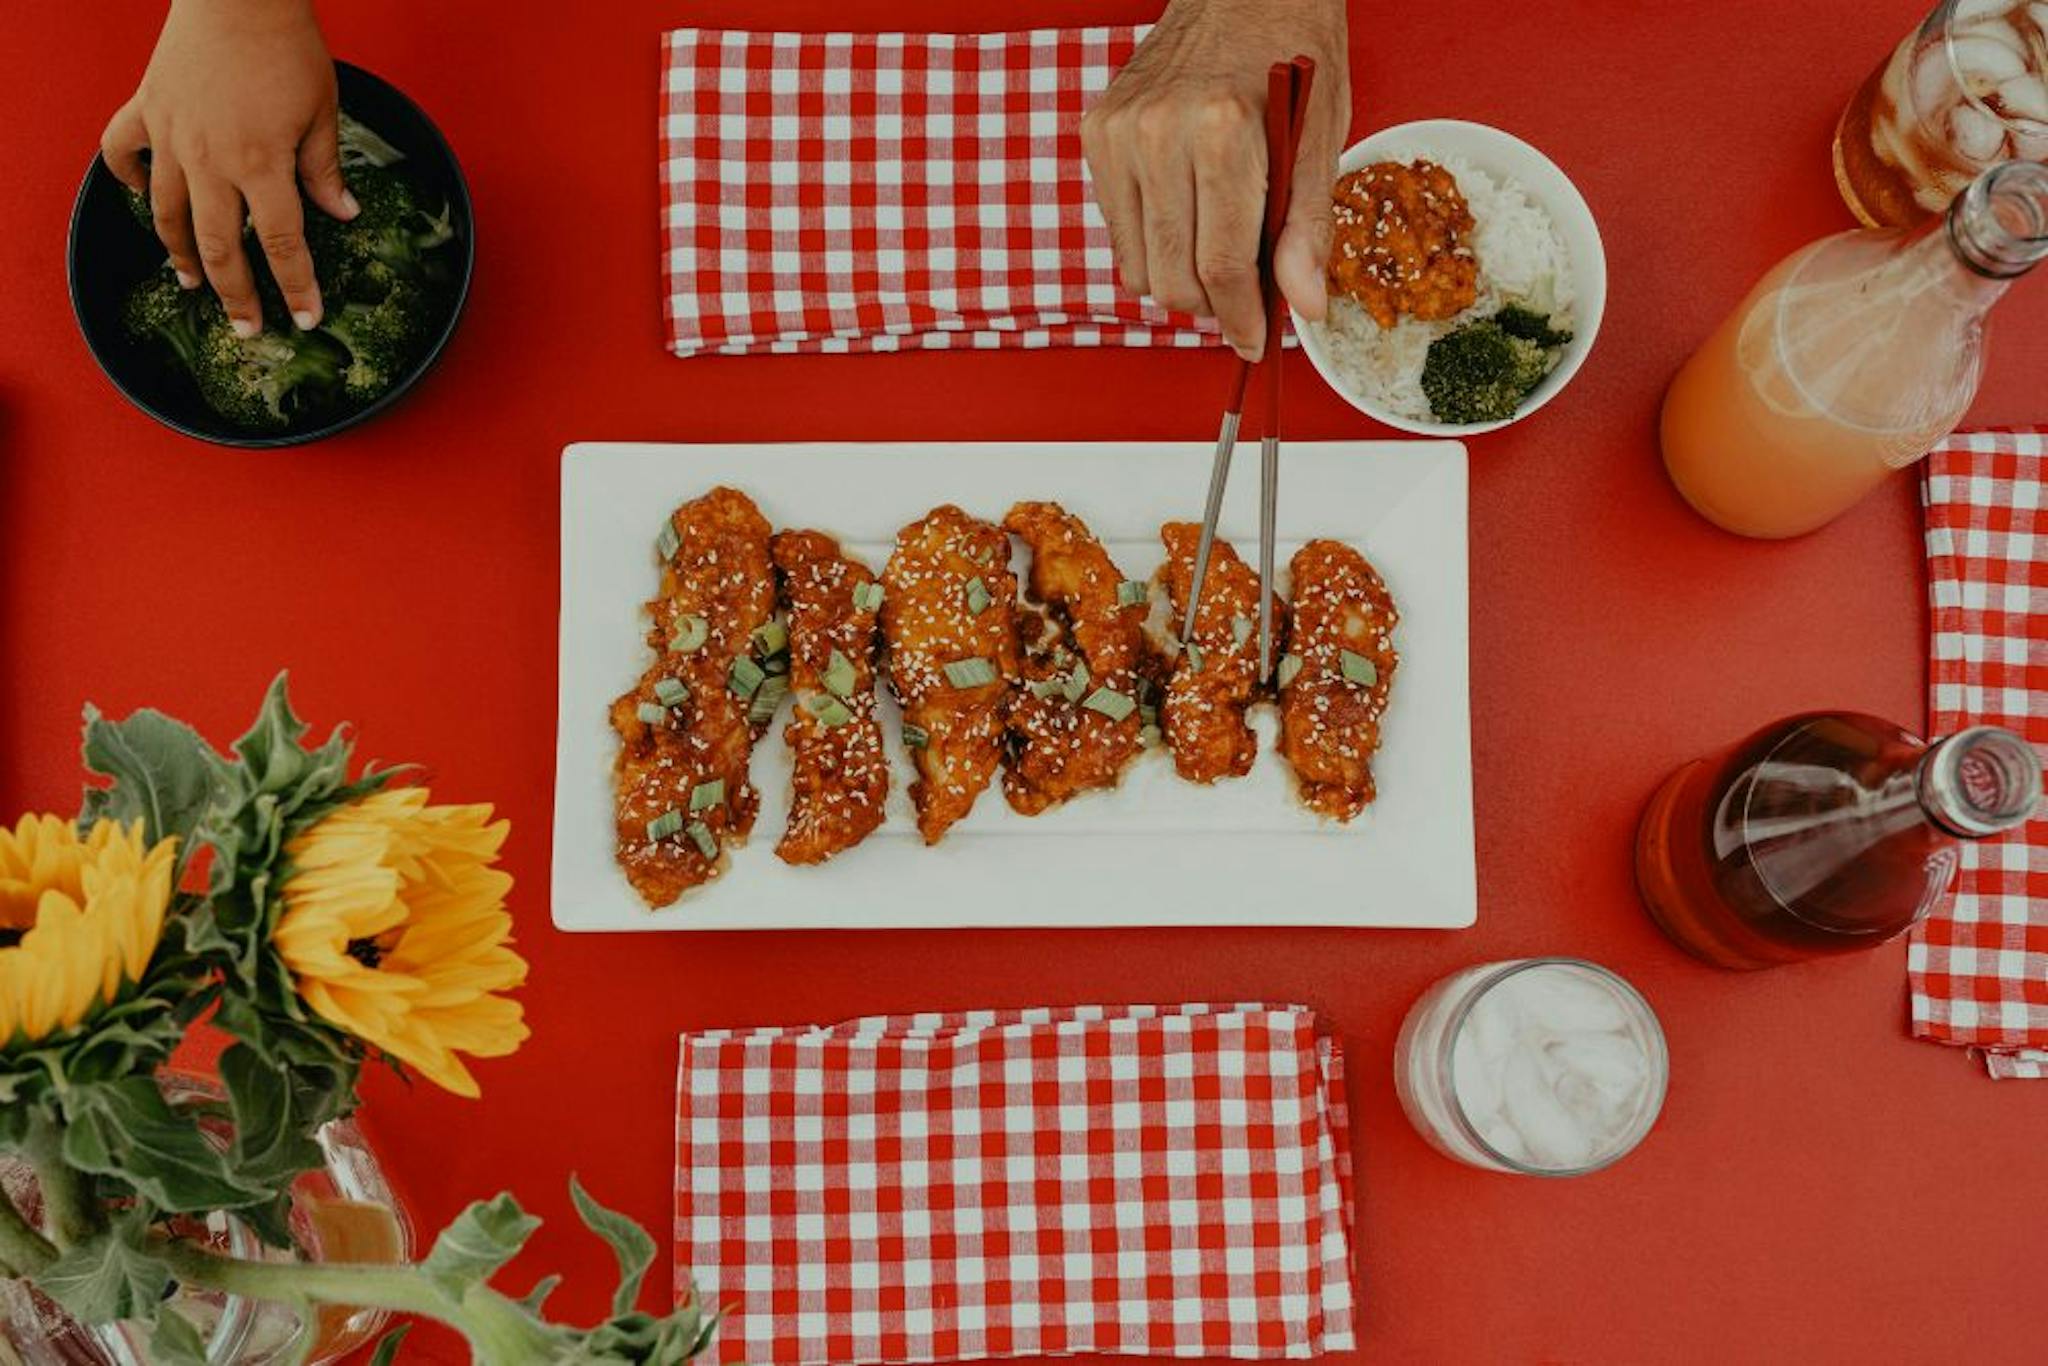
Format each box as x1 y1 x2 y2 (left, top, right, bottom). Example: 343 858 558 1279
685 820 718 859
944 657 999 689
1116 579 1150 607
645 809 683 843
812 696 853 728
1276 653 1304 689
1060 662 1091 703
689 779 726 812
1340 650 1380 687
728 656 766 699
1027 676 1064 700
669 615 709 653
762 654 789 676
656 521 681 562
851 581 884 613
752 620 789 657
901 723 930 749
654 677 689 707
636 701 668 727
1140 724 1162 747
964 577 992 616
1184 643 1205 674
823 649 857 699
1082 687 1136 721
748 674 789 726
1135 676 1161 705
1139 703 1159 728
1232 616 1255 649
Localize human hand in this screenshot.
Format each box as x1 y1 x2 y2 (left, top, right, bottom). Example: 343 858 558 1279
1080 0 1350 360
101 0 352 337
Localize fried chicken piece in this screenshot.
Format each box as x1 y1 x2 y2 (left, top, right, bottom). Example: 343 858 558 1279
611 487 777 907
881 506 1021 843
1279 539 1399 821
770 530 888 866
1000 502 1147 815
1327 160 1479 329
1157 522 1286 785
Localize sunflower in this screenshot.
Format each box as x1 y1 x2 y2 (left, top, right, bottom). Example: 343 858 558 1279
0 815 177 1048
271 789 528 1098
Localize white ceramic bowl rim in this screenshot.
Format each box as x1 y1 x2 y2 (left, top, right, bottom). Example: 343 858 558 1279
1291 118 1608 438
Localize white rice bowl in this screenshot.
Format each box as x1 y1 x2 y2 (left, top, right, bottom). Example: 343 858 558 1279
1294 121 1607 436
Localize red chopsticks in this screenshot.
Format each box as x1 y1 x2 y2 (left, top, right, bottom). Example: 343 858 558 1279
1181 56 1317 682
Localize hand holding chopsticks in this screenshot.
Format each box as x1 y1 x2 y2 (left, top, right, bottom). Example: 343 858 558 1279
1178 57 1317 684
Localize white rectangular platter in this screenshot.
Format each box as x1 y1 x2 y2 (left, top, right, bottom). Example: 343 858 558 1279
554 441 1473 932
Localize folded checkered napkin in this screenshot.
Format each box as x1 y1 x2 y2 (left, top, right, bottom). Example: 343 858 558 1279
674 1005 1356 1364
1910 430 2048 1079
659 26 1225 356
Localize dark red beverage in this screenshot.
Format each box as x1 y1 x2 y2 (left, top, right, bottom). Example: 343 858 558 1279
1636 712 2041 970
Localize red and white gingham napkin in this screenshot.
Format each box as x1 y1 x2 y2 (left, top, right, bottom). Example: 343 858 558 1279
658 26 1225 356
1910 430 2048 1079
673 1005 1356 1364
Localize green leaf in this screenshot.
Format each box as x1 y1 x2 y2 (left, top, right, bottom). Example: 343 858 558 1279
570 1175 656 1318
34 1228 171 1326
221 1042 326 1191
367 1322 413 1366
519 1274 564 1314
77 701 225 869
421 1193 540 1292
60 1078 266 1213
149 1308 212 1366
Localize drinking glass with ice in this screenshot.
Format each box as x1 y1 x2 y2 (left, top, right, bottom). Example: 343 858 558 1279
1394 959 1669 1177
1835 0 2048 227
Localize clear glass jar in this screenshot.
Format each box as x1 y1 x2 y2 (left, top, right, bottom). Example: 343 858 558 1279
1394 958 1669 1177
0 1071 413 1366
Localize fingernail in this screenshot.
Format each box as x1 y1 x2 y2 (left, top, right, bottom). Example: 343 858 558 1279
175 270 200 289
340 189 361 218
231 316 260 340
292 309 318 331
1234 343 1264 363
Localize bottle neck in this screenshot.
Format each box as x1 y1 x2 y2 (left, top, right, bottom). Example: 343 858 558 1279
1946 160 2048 282
1917 727 2044 839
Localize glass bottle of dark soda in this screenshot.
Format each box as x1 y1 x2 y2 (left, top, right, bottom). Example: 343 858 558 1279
1635 713 2042 969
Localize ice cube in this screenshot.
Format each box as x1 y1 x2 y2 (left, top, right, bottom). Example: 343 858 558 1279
1953 101 2011 159
2013 128 2048 158
2030 4 2048 42
1502 1060 1595 1170
1950 33 2029 95
1954 0 2015 25
1914 47 1960 113
1995 74 2048 122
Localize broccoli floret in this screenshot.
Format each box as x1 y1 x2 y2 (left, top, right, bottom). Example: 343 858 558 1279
308 164 458 300
190 313 348 430
1420 320 1552 425
319 295 429 402
123 272 209 372
1495 302 1574 349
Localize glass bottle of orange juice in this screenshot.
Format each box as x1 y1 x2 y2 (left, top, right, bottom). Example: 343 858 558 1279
1661 159 2048 538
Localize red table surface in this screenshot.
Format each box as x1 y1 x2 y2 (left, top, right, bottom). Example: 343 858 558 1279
5 0 2046 1361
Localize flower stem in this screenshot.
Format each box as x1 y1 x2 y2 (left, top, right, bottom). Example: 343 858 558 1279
21 1114 103 1250
0 1188 57 1276
155 1240 563 1364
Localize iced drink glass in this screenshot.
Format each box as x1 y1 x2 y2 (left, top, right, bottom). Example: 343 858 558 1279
1835 0 2048 227
1394 959 1668 1177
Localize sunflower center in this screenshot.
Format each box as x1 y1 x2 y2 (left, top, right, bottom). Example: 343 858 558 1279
0 927 23 949
346 937 386 969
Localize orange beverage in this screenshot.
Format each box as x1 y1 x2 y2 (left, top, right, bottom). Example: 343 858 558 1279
1661 159 2048 538
302 1197 408 1360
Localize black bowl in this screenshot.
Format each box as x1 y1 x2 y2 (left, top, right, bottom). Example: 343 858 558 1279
67 61 475 448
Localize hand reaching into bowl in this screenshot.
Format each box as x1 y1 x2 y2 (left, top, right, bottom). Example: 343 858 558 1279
100 0 351 338
1081 0 1350 362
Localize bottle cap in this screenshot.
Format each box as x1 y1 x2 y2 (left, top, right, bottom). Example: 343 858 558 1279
1920 726 2044 837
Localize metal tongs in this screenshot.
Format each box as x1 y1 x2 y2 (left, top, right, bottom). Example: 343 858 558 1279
1179 55 1315 684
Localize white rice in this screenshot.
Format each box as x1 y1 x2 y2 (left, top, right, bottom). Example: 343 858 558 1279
1310 153 1574 423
